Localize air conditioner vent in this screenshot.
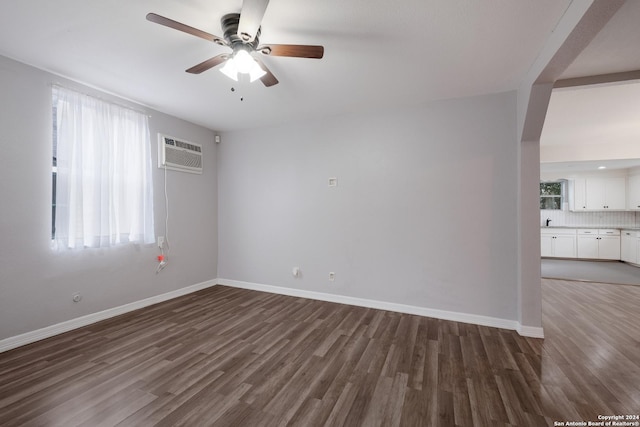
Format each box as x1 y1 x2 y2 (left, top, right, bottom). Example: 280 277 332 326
158 134 203 174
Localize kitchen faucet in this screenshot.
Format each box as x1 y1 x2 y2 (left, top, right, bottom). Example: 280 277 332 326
545 218 552 227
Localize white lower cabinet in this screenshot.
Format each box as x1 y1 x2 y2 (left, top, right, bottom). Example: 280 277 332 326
577 234 598 258
621 230 640 264
576 229 620 260
541 228 577 258
598 236 622 260
553 235 578 258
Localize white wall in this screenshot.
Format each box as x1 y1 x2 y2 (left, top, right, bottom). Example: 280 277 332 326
218 91 520 322
0 55 218 341
540 82 640 163
541 142 640 164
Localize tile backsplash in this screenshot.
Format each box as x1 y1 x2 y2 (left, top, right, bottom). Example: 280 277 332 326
540 210 640 228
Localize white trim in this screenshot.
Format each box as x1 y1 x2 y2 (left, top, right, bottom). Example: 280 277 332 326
0 280 217 353
0 277 544 354
217 278 544 338
517 324 545 338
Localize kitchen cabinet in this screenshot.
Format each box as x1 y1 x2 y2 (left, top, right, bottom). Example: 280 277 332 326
598 235 622 259
627 175 640 210
577 232 598 258
541 228 577 258
584 177 626 210
570 177 626 210
571 179 587 211
577 229 620 260
621 230 640 265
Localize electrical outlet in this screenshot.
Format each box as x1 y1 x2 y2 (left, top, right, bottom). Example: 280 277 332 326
158 236 164 248
329 272 335 281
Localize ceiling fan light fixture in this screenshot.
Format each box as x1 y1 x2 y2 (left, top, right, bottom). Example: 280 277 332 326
220 49 265 83
220 59 239 81
234 49 256 74
249 61 267 82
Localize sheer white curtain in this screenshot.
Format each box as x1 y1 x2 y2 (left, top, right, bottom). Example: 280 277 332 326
54 86 155 249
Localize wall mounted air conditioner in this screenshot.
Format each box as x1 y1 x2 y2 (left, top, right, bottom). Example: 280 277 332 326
158 134 203 174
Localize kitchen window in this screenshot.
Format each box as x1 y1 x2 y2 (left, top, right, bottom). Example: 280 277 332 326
540 180 566 210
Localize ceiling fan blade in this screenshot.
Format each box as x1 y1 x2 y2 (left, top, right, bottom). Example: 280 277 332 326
255 58 279 87
238 0 270 42
258 44 324 59
186 54 230 74
146 13 227 46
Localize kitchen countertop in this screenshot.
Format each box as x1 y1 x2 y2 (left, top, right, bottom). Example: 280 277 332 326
541 226 640 230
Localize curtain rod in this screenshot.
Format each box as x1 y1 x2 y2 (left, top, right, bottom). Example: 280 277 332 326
51 83 152 118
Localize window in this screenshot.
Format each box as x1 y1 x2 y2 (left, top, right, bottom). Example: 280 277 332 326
52 86 154 248
540 180 566 210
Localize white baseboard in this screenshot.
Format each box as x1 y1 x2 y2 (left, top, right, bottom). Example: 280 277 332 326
517 324 545 338
217 278 544 338
0 277 544 354
0 279 217 354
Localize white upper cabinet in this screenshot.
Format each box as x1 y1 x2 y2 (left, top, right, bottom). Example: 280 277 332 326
584 178 606 210
570 177 626 211
585 177 626 210
571 178 587 211
628 174 640 210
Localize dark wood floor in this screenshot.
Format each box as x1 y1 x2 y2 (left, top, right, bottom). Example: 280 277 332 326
0 280 638 426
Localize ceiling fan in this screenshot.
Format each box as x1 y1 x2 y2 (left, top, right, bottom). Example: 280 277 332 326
146 0 324 87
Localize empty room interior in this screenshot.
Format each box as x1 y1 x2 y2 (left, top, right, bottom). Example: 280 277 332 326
1 1 639 426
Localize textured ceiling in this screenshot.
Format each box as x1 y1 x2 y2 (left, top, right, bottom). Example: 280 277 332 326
0 0 573 131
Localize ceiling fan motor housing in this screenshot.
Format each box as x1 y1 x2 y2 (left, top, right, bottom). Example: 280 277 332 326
221 13 261 52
